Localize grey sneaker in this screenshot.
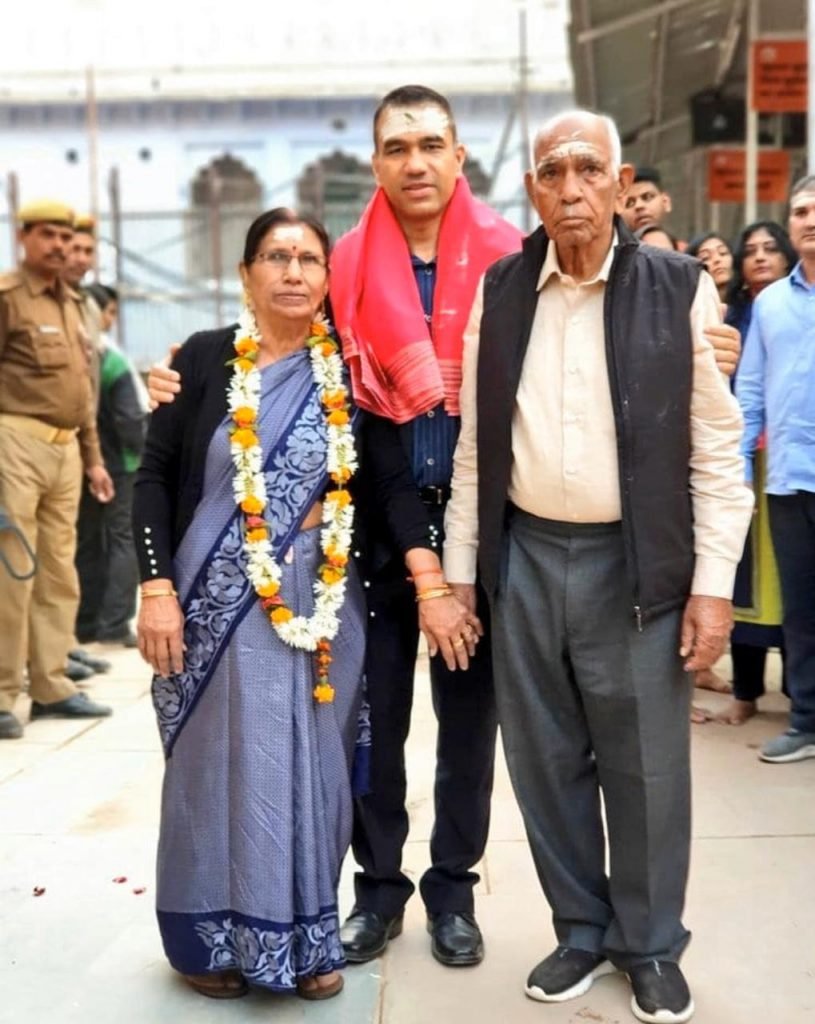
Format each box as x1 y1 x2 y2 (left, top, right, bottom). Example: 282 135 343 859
759 728 815 763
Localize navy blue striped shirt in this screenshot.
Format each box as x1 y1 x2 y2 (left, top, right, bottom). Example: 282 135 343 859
409 254 461 487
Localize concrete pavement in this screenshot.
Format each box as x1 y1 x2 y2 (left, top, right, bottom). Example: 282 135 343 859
1 646 813 1024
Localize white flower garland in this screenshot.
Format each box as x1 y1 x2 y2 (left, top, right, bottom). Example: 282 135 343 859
226 308 358 701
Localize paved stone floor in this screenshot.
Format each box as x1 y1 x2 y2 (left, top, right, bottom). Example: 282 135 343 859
1 646 813 1024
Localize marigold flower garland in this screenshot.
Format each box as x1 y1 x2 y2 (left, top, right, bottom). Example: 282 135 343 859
227 309 357 704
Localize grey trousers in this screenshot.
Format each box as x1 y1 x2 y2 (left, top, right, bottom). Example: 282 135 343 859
491 510 692 968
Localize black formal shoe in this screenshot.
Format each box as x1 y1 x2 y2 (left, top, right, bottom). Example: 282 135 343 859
340 909 404 963
65 659 95 682
629 961 694 1023
69 649 112 674
96 628 138 648
0 711 24 740
525 946 616 1002
30 693 112 720
427 912 484 967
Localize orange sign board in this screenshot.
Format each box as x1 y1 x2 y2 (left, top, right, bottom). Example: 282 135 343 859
752 40 807 112
708 149 791 203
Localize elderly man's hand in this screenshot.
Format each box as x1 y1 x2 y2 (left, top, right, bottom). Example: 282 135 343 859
147 344 182 409
450 582 478 616
704 320 740 377
679 595 733 672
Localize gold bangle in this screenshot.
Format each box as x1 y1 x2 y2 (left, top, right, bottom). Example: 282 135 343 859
140 589 178 598
408 570 446 583
415 587 453 603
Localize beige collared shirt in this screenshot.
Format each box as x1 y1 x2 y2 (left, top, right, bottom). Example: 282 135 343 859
510 232 621 523
444 239 754 599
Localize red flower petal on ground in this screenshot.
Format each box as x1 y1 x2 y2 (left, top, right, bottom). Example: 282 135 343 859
132 887 147 895
32 886 46 896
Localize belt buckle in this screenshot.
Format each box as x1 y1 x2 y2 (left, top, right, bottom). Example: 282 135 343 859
430 486 444 505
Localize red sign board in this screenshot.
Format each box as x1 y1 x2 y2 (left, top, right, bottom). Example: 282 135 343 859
708 149 791 203
752 40 807 113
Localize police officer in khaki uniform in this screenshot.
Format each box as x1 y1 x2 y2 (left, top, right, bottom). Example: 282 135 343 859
0 200 114 740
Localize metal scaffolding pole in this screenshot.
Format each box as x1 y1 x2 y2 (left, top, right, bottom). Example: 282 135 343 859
518 5 532 233
745 0 759 223
7 172 19 267
809 0 815 172
85 66 100 270
108 166 125 349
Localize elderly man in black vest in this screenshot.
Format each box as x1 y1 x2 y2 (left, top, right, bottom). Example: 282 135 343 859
444 111 753 1024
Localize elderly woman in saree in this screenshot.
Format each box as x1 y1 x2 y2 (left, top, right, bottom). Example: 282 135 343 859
133 208 478 1001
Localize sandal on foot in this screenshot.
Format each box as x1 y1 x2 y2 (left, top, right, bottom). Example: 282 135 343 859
297 973 344 1001
182 970 248 999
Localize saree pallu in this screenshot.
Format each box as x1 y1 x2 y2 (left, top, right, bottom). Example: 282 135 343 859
733 448 784 647
152 350 366 990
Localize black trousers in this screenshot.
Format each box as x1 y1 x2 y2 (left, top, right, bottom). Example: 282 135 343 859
731 642 787 702
768 492 815 733
351 525 497 917
75 472 138 642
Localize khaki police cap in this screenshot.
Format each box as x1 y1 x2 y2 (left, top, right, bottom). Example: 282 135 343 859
17 199 75 227
73 213 96 233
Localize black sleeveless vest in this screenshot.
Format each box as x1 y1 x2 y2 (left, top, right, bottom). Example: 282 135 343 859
476 220 701 625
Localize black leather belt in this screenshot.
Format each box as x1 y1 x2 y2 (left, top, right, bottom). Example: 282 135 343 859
419 485 451 506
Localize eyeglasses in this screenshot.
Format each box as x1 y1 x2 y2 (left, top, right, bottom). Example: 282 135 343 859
252 249 327 271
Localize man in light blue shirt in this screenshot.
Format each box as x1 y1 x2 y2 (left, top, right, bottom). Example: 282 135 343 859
736 173 815 763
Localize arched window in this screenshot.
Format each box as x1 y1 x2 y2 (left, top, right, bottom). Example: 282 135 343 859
463 155 492 198
188 154 263 281
297 150 375 239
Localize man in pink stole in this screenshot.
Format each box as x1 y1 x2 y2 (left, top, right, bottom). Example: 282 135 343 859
332 85 522 968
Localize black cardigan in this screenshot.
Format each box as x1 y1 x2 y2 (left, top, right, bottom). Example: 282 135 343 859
132 327 433 585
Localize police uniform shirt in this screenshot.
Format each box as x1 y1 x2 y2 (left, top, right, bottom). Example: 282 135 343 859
0 266 103 468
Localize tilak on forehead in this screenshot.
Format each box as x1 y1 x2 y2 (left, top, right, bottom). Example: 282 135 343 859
535 128 608 168
379 104 451 143
267 224 308 248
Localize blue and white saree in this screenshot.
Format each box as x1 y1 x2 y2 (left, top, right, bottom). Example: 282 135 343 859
152 349 366 990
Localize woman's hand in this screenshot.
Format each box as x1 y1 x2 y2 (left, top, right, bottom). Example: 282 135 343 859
138 594 186 677
419 594 483 672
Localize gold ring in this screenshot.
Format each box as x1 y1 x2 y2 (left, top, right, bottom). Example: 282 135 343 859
452 638 465 648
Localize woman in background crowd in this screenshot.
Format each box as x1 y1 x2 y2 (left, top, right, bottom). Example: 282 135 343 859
715 222 797 724
687 232 734 302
